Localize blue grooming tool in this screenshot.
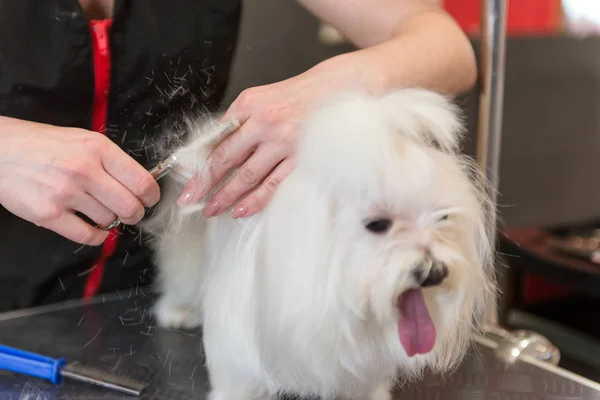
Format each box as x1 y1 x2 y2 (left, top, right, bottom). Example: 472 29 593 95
0 344 148 396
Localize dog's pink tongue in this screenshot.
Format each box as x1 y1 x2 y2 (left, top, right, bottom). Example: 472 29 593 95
398 289 436 357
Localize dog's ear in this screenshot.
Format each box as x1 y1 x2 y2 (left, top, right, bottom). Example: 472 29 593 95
378 88 464 154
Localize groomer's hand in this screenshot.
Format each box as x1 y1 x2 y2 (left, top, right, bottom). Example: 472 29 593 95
0 116 160 246
177 65 348 219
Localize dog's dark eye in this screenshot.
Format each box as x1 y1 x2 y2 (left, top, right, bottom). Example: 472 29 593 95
365 218 393 234
439 215 449 222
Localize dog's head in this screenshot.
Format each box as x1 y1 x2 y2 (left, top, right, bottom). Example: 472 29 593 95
261 89 495 375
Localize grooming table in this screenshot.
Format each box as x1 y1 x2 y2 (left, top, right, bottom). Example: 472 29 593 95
0 293 598 399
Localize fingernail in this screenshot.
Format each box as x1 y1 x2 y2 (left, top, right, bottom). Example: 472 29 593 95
203 201 220 218
177 190 196 205
177 176 204 205
231 204 248 219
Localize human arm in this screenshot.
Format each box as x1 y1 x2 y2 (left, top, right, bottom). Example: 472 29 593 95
176 0 477 217
0 116 160 245
297 0 477 95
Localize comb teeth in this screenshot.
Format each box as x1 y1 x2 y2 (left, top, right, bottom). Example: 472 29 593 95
62 362 149 396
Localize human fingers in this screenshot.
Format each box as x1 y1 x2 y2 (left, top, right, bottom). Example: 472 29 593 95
101 141 160 208
86 172 146 226
220 88 254 124
231 156 295 219
72 193 118 229
44 212 109 246
203 144 287 218
177 122 257 205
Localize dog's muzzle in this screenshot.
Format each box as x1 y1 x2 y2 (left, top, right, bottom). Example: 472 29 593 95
413 260 448 287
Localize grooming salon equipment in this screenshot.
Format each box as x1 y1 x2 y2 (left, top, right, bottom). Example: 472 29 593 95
0 344 148 396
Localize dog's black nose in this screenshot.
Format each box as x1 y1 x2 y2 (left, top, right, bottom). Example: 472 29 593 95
413 261 448 287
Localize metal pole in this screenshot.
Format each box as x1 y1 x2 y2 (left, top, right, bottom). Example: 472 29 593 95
477 0 508 327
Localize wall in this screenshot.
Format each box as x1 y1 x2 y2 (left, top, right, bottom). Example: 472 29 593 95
443 0 562 36
224 0 351 103
225 0 600 229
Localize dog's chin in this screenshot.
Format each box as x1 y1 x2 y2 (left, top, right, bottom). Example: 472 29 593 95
395 288 437 359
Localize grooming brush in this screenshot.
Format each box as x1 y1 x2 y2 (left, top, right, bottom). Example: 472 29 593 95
0 344 149 396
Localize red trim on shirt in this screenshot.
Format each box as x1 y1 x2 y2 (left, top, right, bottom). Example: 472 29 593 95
84 19 118 299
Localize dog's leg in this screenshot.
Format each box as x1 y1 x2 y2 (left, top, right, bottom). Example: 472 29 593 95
208 390 264 400
154 291 203 330
367 382 393 400
205 337 267 400
207 382 266 400
152 211 207 330
148 117 237 329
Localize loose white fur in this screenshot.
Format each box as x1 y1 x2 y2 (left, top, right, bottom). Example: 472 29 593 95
144 88 496 400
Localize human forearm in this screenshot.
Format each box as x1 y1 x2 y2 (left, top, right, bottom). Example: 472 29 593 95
182 2 477 218
303 7 477 97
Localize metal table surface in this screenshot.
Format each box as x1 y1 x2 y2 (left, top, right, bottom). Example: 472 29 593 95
0 292 598 400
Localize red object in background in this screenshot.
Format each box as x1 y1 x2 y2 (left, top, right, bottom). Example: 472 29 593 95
522 273 574 305
443 0 563 36
83 19 119 299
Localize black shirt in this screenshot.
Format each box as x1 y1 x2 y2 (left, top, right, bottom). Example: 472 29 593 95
0 0 242 311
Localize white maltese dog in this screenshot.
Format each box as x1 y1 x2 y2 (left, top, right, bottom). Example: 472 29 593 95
144 88 496 400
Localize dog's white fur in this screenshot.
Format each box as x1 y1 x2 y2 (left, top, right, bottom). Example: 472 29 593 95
144 89 496 400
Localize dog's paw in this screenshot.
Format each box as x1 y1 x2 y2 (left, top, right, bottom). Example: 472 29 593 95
154 301 202 330
208 384 267 400
208 390 265 400
368 383 392 400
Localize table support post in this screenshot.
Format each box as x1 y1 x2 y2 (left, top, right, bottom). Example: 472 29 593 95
477 0 508 328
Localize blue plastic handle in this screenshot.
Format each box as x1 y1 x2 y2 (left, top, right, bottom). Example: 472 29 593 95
0 344 66 384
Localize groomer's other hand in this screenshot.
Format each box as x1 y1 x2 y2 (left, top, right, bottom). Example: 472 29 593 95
0 116 160 246
173 0 478 220
177 65 349 219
